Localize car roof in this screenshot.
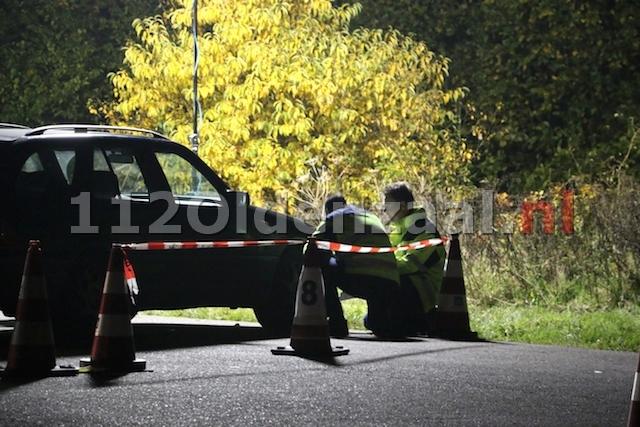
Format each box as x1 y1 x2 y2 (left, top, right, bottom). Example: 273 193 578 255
0 123 170 143
0 123 31 142
0 122 231 192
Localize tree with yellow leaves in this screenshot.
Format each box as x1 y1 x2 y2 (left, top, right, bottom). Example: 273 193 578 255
101 0 470 206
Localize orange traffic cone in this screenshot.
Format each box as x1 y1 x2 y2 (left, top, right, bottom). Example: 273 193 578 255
79 244 146 373
627 347 640 426
433 234 478 340
0 240 78 377
271 238 348 358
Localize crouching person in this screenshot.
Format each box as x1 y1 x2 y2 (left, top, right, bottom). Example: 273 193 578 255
311 194 404 338
383 182 446 336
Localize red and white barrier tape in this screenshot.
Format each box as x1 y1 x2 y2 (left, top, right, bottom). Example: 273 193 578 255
118 237 446 300
122 250 139 298
119 237 446 253
121 239 305 251
315 237 447 253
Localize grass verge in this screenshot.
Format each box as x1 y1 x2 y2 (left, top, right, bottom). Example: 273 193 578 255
142 301 640 352
470 305 640 351
142 307 259 323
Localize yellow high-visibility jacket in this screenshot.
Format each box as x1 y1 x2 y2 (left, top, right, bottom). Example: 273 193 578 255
388 207 445 312
312 206 400 285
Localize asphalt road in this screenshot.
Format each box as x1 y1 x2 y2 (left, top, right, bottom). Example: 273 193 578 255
0 314 637 427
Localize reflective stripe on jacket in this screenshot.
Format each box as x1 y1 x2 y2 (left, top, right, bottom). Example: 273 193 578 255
388 207 445 312
312 206 400 285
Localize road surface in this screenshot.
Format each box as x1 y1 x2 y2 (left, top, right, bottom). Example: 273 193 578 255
0 314 636 426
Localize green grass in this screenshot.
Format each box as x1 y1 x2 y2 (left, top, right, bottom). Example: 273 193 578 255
142 307 259 323
469 305 640 351
142 299 370 329
141 300 640 352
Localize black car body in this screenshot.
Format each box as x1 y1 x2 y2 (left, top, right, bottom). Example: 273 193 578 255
0 123 314 334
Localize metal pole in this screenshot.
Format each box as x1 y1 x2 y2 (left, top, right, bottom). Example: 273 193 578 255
190 0 199 193
189 0 199 155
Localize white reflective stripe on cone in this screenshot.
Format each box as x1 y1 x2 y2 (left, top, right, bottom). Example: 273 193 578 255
438 294 468 312
633 373 640 402
94 315 134 337
292 268 326 324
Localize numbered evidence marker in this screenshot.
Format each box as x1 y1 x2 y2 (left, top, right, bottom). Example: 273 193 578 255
272 238 349 357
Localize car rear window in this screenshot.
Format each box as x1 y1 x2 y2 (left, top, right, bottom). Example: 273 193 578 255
16 149 73 197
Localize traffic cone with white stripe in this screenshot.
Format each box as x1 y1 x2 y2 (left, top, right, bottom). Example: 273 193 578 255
271 238 348 358
0 240 78 377
627 347 640 426
433 234 478 340
79 244 146 373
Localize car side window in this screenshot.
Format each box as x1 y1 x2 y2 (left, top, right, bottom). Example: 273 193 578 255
54 150 76 184
20 153 44 172
94 148 149 196
16 150 71 197
155 152 219 198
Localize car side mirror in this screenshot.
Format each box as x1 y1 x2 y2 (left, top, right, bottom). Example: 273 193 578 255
225 190 250 207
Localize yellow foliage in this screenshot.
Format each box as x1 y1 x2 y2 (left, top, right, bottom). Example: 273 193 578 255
99 0 471 206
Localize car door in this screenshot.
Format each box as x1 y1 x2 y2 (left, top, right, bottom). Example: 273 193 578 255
98 143 251 310
9 143 88 309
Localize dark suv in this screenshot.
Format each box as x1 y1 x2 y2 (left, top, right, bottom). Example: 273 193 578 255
0 123 314 335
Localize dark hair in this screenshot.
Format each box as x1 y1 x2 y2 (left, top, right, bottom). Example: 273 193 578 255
324 193 346 215
383 182 414 203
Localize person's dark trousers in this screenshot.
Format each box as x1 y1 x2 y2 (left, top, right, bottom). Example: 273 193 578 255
352 275 403 336
397 278 429 335
322 257 402 336
321 257 349 336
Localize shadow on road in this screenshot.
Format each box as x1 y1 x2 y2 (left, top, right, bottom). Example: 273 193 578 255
0 316 504 365
0 320 287 358
132 322 285 351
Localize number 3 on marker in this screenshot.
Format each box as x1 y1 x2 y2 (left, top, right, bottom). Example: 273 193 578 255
301 280 318 305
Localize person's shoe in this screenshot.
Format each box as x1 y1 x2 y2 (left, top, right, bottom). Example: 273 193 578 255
329 319 349 338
